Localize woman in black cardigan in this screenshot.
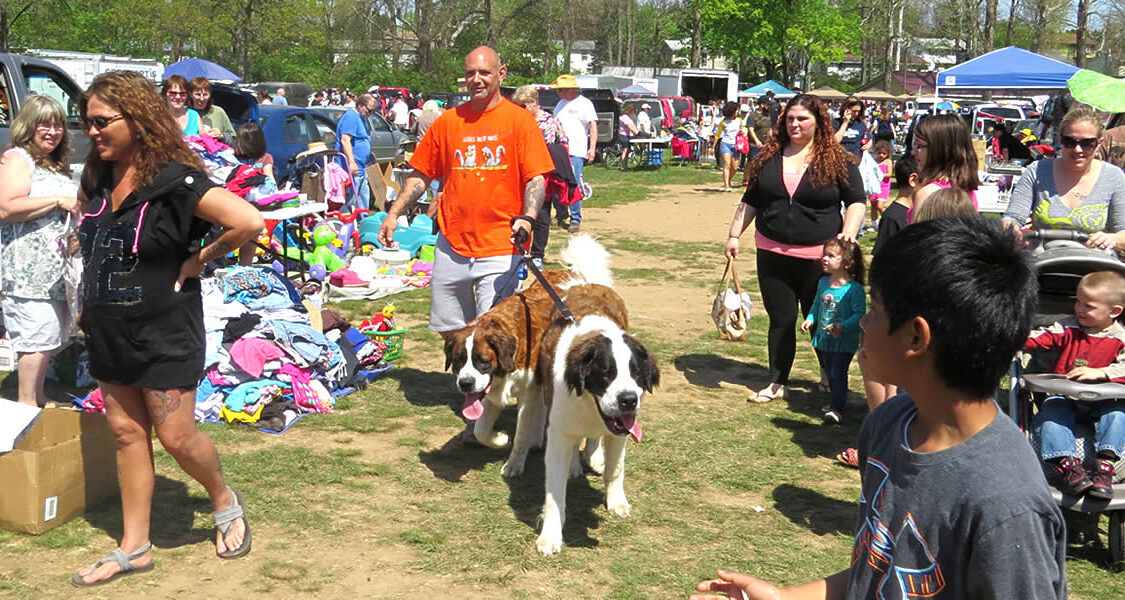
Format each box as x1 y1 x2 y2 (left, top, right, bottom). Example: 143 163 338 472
725 94 866 403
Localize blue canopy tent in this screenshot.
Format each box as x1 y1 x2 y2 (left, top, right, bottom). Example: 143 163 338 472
163 58 242 82
935 46 1077 94
740 80 795 96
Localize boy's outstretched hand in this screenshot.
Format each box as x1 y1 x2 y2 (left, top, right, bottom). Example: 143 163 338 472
1066 366 1108 382
691 570 783 600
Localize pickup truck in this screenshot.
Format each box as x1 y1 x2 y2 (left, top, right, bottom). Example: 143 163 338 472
0 52 90 163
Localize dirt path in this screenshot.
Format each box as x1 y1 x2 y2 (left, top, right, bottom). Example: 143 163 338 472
0 183 832 600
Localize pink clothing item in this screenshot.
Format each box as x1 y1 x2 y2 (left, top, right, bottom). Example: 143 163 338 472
230 337 286 378
906 180 979 222
253 191 300 207
330 268 368 286
322 162 352 209
755 230 824 260
184 134 233 155
83 389 106 414
279 363 327 412
870 163 891 201
782 170 803 197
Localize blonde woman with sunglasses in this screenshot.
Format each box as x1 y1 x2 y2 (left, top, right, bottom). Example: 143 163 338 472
1003 107 1125 251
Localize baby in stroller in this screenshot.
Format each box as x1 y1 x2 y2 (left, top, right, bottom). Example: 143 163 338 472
1025 270 1125 500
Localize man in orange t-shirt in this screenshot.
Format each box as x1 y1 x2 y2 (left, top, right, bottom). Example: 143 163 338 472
378 46 554 332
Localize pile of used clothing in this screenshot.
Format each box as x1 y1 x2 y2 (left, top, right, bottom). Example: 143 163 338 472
78 266 394 433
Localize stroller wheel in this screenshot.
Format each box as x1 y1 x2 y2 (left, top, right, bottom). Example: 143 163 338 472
1111 511 1124 565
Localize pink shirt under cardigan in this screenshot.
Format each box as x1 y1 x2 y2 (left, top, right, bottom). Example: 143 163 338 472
754 170 825 261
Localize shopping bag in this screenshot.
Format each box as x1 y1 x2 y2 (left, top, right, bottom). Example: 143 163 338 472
858 150 883 196
734 132 750 155
59 214 82 337
711 257 753 341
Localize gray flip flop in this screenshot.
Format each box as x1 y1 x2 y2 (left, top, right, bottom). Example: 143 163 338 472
214 486 252 559
71 541 154 587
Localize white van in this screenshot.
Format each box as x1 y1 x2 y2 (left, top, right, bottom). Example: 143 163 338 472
970 104 1030 137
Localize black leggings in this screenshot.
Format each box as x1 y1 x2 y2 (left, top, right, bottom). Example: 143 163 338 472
756 249 822 385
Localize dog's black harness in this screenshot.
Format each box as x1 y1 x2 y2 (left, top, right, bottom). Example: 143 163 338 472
511 215 576 323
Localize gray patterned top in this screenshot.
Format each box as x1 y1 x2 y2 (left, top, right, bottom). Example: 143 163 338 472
0 147 76 300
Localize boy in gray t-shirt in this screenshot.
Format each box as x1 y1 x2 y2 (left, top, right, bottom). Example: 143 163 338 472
692 217 1067 600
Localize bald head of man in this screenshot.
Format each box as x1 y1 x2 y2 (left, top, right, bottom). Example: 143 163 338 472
464 46 507 110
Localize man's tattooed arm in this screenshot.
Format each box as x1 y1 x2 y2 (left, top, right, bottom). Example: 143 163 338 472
389 170 433 218
522 175 545 218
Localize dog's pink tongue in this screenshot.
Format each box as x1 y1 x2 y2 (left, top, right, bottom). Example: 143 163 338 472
462 392 484 420
622 415 642 443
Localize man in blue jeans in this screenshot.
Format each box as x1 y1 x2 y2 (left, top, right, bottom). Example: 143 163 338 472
336 93 377 210
551 75 597 233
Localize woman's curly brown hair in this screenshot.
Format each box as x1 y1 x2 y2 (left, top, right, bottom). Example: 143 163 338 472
79 70 204 192
744 93 856 189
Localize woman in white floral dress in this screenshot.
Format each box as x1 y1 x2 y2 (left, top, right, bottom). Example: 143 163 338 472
0 95 80 406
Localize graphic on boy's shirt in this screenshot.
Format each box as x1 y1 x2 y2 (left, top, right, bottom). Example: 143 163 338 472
852 458 947 599
820 292 839 326
453 135 508 170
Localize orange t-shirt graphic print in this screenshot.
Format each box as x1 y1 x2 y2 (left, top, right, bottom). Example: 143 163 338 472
410 98 554 258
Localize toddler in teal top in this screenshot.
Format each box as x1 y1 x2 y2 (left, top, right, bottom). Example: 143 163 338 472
801 238 866 423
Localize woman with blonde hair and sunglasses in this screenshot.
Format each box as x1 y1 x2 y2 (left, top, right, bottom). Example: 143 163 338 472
71 71 263 586
1003 107 1125 251
0 94 79 407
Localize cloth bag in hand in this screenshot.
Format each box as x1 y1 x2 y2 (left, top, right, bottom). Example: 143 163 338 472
711 257 753 341
59 214 82 337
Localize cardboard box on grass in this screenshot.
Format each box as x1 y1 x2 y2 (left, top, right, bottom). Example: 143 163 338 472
0 406 118 534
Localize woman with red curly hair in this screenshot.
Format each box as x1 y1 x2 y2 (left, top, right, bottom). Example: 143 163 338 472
725 94 866 404
71 71 263 586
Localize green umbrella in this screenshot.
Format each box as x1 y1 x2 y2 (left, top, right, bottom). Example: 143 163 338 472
1067 69 1125 112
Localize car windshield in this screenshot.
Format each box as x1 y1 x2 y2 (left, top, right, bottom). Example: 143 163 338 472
980 106 1022 120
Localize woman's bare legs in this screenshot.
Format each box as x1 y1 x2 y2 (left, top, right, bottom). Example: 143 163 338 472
74 383 247 584
15 350 51 406
721 152 734 189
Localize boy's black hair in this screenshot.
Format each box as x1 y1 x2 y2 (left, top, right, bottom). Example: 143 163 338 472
869 216 1037 398
893 154 917 188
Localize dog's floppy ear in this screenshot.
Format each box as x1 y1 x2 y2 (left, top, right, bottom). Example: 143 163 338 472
625 334 660 392
442 328 468 372
564 333 601 395
485 326 518 373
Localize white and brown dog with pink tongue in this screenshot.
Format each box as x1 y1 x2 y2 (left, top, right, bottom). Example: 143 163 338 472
533 283 659 555
441 235 613 478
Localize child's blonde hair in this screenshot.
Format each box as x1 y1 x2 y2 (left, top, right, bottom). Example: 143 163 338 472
1079 271 1125 308
912 187 975 222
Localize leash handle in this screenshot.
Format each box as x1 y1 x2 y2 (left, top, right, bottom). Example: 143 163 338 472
510 215 535 252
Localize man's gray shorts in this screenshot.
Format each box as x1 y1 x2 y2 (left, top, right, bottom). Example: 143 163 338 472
429 234 520 332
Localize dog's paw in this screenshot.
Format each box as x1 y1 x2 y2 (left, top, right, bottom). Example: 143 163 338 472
536 532 563 555
501 457 526 478
607 499 631 518
478 431 510 448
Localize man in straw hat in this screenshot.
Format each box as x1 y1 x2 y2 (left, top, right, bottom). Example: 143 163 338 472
551 74 597 233
377 46 553 334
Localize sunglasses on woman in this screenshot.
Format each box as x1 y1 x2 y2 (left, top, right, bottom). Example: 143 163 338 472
83 114 125 131
1060 135 1099 152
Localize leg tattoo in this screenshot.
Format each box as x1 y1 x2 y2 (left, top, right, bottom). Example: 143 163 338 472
148 389 183 426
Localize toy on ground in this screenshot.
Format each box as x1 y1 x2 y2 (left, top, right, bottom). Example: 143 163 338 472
359 303 396 332
308 223 347 272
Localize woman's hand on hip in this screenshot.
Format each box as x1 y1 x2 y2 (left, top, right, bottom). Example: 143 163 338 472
174 254 204 293
725 236 740 259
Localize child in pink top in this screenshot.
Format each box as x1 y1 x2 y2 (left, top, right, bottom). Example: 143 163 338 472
869 140 893 226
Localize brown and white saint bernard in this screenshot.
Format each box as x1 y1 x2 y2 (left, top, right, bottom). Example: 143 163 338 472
441 235 612 478
533 284 660 555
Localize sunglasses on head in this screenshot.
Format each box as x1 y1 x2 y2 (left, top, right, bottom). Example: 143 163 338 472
1061 135 1099 152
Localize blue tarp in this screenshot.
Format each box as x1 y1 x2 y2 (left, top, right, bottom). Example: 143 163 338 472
741 80 795 96
935 46 1077 90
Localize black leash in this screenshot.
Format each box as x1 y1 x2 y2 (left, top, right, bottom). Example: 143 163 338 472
511 215 576 323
